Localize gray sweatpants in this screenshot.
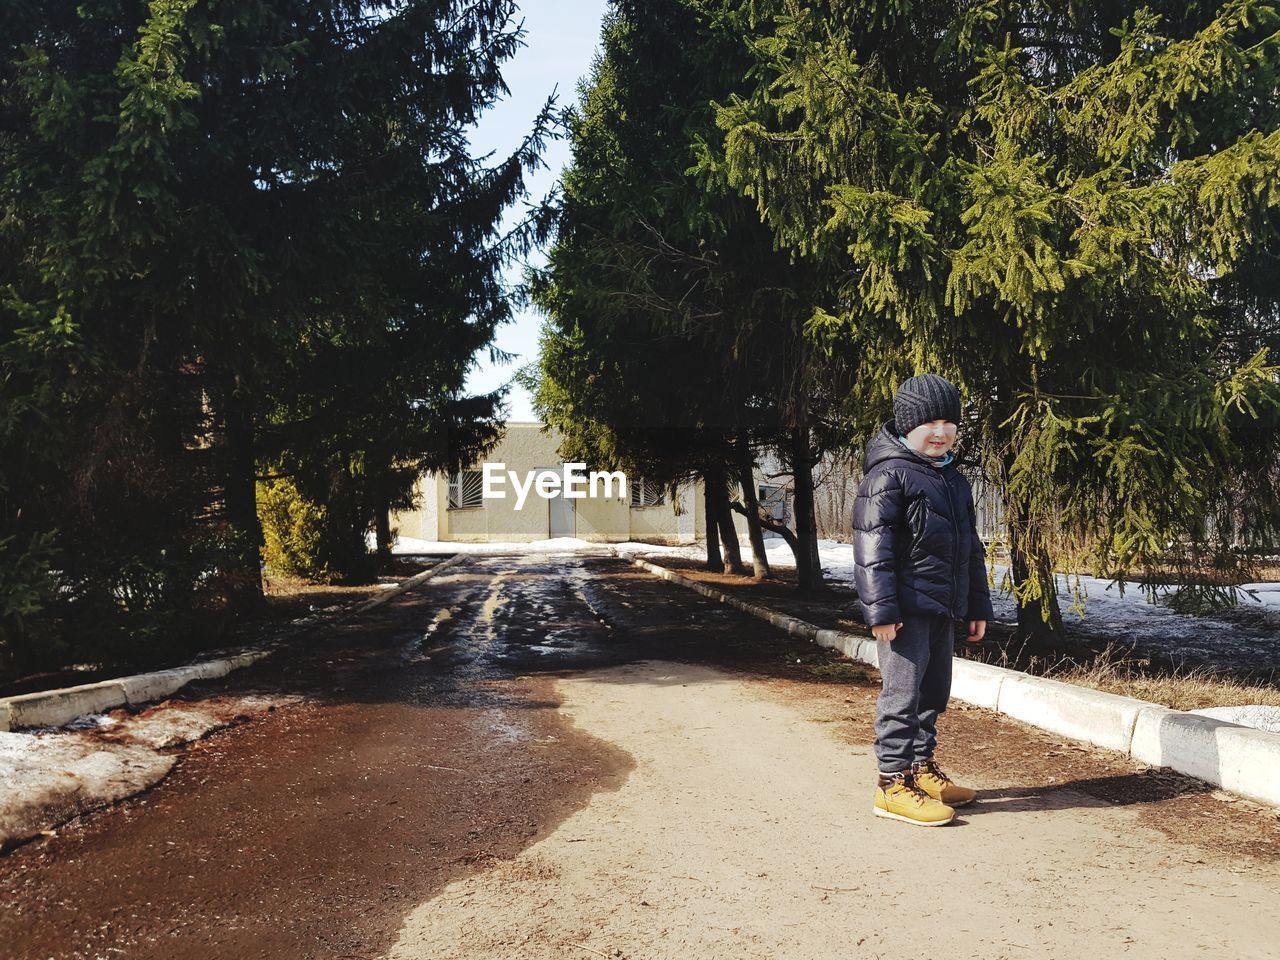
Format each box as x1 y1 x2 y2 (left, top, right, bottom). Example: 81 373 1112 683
874 613 957 773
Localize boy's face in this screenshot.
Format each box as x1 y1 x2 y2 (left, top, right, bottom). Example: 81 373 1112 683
904 419 957 457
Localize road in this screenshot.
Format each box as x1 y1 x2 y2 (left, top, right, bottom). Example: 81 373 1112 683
2 553 1279 960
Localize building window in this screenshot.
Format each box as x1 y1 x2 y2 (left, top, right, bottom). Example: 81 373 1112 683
447 470 484 509
758 484 791 525
630 477 665 508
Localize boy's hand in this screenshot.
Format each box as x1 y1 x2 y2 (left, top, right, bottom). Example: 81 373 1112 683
871 622 902 642
966 620 987 643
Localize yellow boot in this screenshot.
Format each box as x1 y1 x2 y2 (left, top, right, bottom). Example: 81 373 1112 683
912 759 977 807
873 772 955 826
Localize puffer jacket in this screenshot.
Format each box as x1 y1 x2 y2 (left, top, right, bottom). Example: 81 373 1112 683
852 424 994 626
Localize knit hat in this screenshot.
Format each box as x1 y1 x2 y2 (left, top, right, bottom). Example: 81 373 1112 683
892 374 962 435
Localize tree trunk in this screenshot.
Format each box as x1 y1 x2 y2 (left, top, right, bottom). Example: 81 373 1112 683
734 432 770 579
370 465 395 570
1008 511 1068 651
997 373 1070 652
703 467 723 572
222 383 264 609
374 498 394 570
790 422 823 592
711 470 746 575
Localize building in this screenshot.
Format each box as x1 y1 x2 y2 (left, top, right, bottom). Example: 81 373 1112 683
392 422 712 544
392 422 1004 548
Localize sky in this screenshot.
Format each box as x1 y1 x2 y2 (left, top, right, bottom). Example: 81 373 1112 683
463 0 611 423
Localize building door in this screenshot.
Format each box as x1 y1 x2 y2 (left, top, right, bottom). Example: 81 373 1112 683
549 487 576 538
541 467 577 538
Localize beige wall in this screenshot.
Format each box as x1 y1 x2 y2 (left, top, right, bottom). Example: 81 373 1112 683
576 492 631 540
438 424 559 542
442 498 489 541
628 502 680 542
392 423 704 544
390 475 438 540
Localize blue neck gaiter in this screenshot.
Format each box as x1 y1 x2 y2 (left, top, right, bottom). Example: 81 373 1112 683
899 435 954 468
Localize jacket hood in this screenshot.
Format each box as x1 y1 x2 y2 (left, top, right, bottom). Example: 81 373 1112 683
862 421 938 472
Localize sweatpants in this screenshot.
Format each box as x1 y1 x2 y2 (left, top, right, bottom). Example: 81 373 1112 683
874 612 957 773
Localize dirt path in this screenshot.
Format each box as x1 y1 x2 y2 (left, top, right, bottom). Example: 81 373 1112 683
0 561 636 960
5 554 1279 959
389 660 1280 960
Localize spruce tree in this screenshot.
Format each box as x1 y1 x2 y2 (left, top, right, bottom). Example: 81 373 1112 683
0 1 535 667
716 0 1280 641
531 0 851 587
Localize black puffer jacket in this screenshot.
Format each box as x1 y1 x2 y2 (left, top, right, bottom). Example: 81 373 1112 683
852 424 994 625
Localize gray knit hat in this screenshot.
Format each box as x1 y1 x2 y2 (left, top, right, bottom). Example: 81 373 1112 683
893 374 962 435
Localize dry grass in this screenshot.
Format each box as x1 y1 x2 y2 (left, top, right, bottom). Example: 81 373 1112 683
806 662 872 683
1038 645 1280 712
262 556 432 599
263 573 388 599
850 618 1280 712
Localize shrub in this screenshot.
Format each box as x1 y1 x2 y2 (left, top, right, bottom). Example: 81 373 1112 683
0 530 64 673
258 478 374 583
258 478 328 580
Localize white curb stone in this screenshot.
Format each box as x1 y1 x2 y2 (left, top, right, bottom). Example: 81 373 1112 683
997 674 1142 753
120 669 192 707
1130 706 1227 781
1 555 455 733
1215 726 1280 808
950 659 1009 710
1131 706 1280 807
777 614 816 640
186 660 234 681
1 652 275 730
225 651 270 671
358 553 465 610
814 629 859 662
854 637 880 669
630 554 1280 808
5 681 129 730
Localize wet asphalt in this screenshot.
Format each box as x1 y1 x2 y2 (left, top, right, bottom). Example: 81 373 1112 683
0 552 809 960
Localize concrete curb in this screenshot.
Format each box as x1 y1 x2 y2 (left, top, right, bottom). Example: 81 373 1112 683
0 554 464 733
0 652 273 732
630 555 1280 809
996 674 1142 754
356 553 465 611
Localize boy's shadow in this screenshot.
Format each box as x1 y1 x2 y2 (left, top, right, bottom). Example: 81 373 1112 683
955 771 1212 820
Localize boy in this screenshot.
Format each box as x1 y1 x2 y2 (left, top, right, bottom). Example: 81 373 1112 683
852 373 993 826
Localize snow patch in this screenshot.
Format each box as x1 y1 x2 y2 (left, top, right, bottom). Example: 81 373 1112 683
47 713 119 733
1191 705 1280 734
0 731 175 849
390 536 705 558
0 694 297 849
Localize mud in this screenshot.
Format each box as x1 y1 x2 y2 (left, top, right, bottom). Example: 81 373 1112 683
0 555 819 960
3 554 1278 960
